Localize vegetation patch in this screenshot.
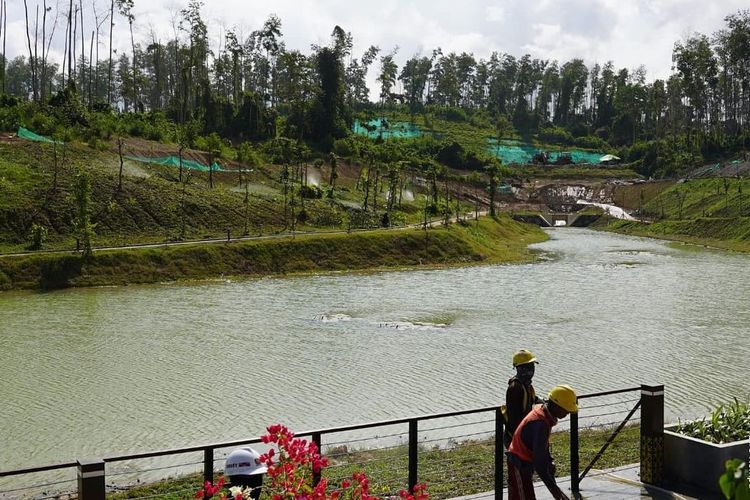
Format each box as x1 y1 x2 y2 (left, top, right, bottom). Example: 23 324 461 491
603 218 750 253
677 399 750 445
0 217 547 291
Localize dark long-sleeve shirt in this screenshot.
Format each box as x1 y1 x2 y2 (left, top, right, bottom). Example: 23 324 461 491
523 420 558 493
506 378 535 437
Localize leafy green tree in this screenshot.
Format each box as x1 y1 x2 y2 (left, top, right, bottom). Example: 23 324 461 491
484 160 504 217
495 114 514 149
311 46 346 148
377 50 399 109
72 169 95 258
673 34 719 150
556 58 588 126
328 152 338 195
116 0 138 110
236 142 260 186
27 223 48 251
400 56 431 118
179 0 209 120
117 137 125 191
258 14 282 105
205 132 222 188
345 45 379 108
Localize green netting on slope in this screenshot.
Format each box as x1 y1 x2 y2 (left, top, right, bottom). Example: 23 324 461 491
124 155 229 172
487 140 539 164
353 119 423 139
487 139 606 165
567 150 608 164
17 127 63 145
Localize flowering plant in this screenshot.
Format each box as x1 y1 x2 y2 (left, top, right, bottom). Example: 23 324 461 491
196 424 429 500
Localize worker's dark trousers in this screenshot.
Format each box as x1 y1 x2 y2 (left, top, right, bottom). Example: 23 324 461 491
507 459 536 500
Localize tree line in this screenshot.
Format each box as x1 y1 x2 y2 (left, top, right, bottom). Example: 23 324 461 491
0 2 748 174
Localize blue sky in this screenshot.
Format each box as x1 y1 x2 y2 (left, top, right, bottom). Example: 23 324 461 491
3 0 747 84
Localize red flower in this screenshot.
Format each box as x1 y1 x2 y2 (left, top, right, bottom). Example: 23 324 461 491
200 424 429 500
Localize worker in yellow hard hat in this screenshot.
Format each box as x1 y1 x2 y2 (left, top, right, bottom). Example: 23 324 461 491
507 384 578 500
503 349 542 448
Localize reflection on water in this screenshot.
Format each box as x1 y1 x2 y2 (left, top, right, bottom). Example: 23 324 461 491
1 228 749 474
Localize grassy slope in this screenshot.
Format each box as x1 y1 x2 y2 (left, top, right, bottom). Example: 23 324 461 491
604 218 750 252
0 139 284 250
0 216 548 291
106 426 639 500
603 178 750 252
612 181 675 210
0 138 436 253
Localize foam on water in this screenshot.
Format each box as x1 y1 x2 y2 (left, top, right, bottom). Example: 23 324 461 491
314 313 353 322
376 321 448 331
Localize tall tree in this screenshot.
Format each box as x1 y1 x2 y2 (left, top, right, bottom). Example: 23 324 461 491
0 0 5 93
116 0 137 110
673 34 719 149
311 46 345 147
23 0 38 100
377 49 398 109
73 169 95 257
258 14 282 105
399 55 431 118
107 0 114 104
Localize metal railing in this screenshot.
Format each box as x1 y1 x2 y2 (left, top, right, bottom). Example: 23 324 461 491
0 384 666 500
569 384 664 495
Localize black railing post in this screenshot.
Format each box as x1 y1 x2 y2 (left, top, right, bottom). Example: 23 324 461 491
494 407 504 500
312 432 322 487
570 411 580 494
204 447 214 485
408 419 418 492
640 384 664 486
77 459 105 500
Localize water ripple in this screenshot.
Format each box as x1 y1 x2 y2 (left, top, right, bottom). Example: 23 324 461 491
1 228 750 476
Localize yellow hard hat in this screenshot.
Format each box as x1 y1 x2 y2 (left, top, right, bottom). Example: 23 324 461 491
548 385 578 413
512 349 538 367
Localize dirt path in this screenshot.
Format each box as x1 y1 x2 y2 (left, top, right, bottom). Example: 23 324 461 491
0 212 489 259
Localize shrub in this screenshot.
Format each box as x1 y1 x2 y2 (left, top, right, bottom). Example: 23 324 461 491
0 269 11 291
573 135 607 150
333 137 360 159
443 107 467 122
538 126 575 145
299 185 323 199
26 223 48 251
677 398 750 444
29 112 58 137
195 424 429 500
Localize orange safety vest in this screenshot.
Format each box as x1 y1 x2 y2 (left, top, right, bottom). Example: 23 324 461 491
508 405 556 463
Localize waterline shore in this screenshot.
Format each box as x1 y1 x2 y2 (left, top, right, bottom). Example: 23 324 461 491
0 217 547 292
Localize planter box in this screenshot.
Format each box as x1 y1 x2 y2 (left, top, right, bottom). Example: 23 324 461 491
664 424 750 496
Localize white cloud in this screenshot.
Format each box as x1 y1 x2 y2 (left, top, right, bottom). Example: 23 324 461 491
486 6 505 22
522 23 593 62
1 0 747 87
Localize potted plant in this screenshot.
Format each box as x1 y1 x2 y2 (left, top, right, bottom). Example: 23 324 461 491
664 399 750 495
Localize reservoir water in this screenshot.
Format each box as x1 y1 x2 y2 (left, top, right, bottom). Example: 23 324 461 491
1 228 749 479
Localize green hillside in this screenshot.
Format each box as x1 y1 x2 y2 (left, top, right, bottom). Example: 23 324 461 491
0 217 547 291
